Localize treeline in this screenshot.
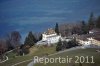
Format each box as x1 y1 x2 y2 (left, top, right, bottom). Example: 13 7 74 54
88 12 100 30
0 31 42 58
0 31 22 60
59 13 100 36
56 39 79 51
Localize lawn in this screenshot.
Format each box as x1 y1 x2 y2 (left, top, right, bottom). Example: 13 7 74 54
34 48 100 66
16 60 32 66
29 45 57 57
0 45 56 66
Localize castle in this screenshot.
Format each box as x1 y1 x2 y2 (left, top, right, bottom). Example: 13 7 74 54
36 28 61 45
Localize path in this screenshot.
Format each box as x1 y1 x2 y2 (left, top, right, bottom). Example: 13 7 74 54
0 56 8 63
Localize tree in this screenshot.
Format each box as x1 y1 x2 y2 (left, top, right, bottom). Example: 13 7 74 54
10 31 21 48
62 41 67 50
6 34 13 50
72 26 81 35
24 31 37 47
56 39 62 51
24 37 29 46
81 21 88 34
6 31 21 55
10 31 21 55
67 39 78 48
96 16 100 28
88 12 95 30
55 23 59 35
0 39 7 61
39 34 42 41
21 45 30 54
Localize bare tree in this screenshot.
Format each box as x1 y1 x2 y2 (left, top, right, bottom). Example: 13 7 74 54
10 31 21 48
0 39 7 61
6 31 21 55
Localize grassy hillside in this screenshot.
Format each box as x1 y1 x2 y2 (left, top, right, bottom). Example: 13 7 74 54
28 45 56 56
35 48 100 66
0 45 56 66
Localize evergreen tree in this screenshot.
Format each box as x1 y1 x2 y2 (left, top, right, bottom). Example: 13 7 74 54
24 37 29 46
88 12 95 30
55 23 59 35
39 34 42 41
56 39 62 51
24 31 37 46
96 16 100 28
67 38 78 48
81 21 88 34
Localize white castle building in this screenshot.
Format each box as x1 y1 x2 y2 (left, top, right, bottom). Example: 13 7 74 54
36 28 61 45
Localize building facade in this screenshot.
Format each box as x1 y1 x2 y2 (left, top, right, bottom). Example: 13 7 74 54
36 28 61 45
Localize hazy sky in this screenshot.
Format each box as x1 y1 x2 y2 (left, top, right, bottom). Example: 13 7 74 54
0 0 100 42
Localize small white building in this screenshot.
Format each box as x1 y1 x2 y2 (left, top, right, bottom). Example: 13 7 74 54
76 35 92 46
89 28 100 34
79 39 91 46
36 28 61 45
